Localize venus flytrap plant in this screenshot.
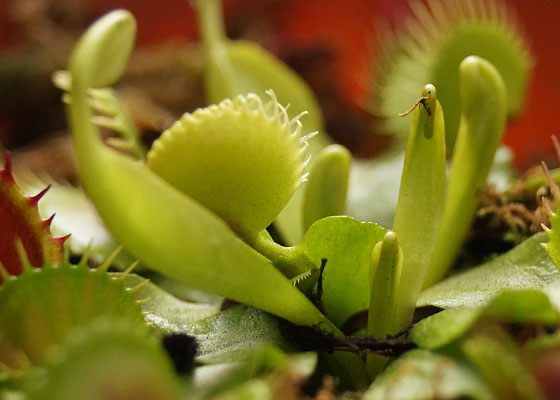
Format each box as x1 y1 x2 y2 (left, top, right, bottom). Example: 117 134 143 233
0 154 67 281
0 248 144 373
64 10 322 325
196 0 331 244
10 0 550 396
52 70 146 161
424 56 507 288
148 91 308 237
196 0 327 146
347 0 532 233
369 0 531 151
61 10 369 387
146 90 316 280
363 84 445 378
0 154 170 397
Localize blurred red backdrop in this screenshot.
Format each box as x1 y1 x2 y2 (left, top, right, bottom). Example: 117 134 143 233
0 0 558 167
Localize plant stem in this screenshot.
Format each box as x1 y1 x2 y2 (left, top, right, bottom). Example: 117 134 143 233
196 0 237 99
246 230 316 279
196 0 227 51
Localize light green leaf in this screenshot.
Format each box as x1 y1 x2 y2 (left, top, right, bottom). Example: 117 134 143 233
544 167 560 269
298 216 386 327
70 10 136 88
412 290 558 350
146 273 223 306
363 349 493 400
119 273 220 334
392 84 446 331
186 306 292 364
303 144 351 232
418 233 559 309
425 56 507 288
346 145 514 232
411 306 482 350
484 290 557 323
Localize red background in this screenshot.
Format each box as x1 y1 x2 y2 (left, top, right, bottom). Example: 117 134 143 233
0 0 558 167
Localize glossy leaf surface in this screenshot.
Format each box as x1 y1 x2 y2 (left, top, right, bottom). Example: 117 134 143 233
412 290 558 350
298 216 386 327
419 232 560 311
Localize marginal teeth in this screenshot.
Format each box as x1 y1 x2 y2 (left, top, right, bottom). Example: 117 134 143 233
147 90 312 235
290 269 313 286
1 156 67 280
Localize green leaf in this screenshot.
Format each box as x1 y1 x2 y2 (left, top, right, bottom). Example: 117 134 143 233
303 144 351 232
298 216 386 327
418 233 559 309
484 290 557 324
544 170 560 270
346 145 514 232
70 10 136 88
147 273 223 305
392 85 446 330
412 290 558 350
411 306 482 350
424 56 508 288
186 306 292 364
363 349 493 400
119 273 220 335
